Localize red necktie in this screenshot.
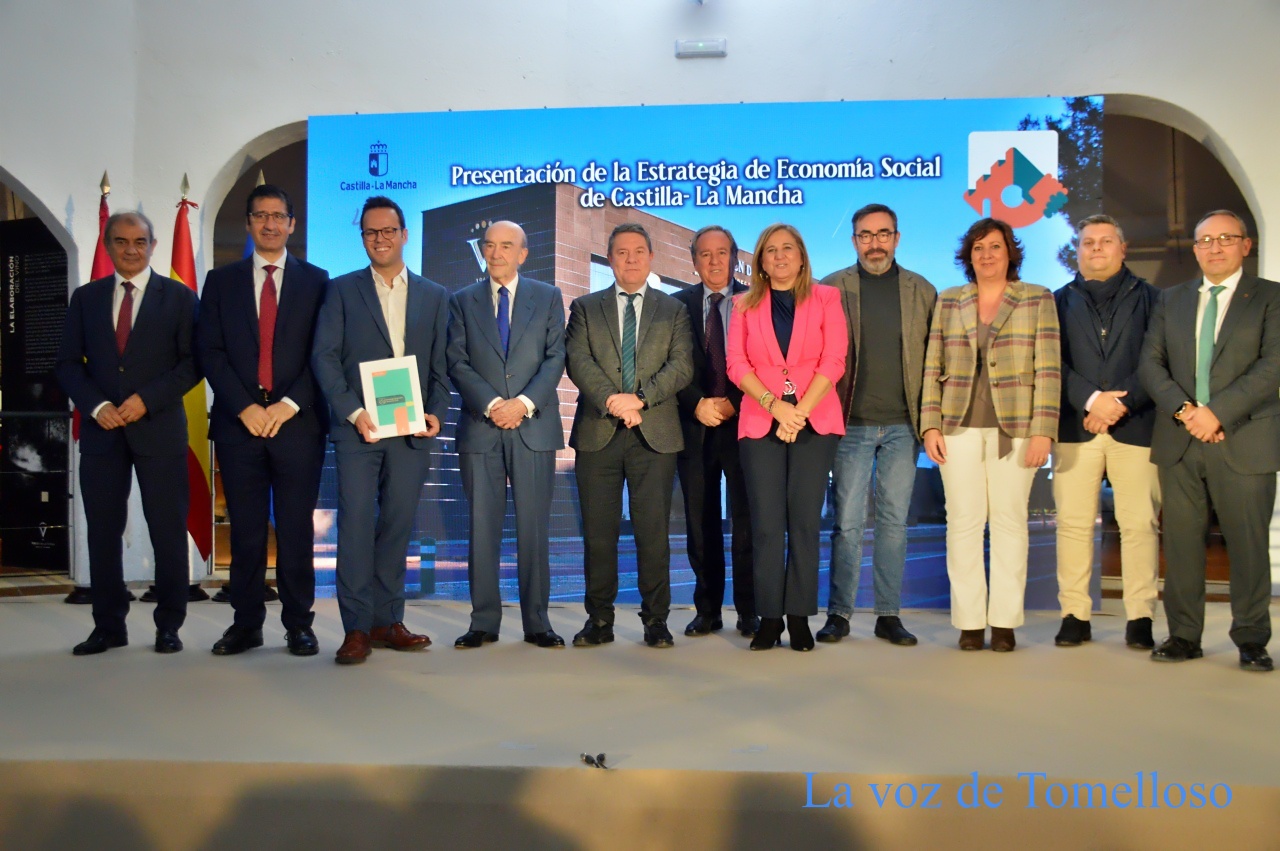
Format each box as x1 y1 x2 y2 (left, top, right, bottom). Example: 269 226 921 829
115 281 135 355
258 265 278 393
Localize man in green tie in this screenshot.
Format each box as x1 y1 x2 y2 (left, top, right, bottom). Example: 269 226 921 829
1139 210 1280 672
565 223 694 649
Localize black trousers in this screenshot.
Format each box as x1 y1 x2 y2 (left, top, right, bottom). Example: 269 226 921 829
739 428 840 618
217 429 324 632
1160 440 1275 647
576 426 677 626
677 421 755 618
80 447 189 635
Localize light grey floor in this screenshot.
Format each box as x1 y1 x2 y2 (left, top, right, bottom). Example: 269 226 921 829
0 596 1275 789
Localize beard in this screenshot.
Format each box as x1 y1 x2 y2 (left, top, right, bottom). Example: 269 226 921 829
861 252 893 275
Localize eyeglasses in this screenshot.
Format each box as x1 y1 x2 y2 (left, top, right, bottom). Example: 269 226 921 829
361 227 402 242
855 229 898 245
249 211 290 224
1192 234 1246 249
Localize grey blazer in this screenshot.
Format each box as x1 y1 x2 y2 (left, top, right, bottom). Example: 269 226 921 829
1139 273 1280 475
820 263 937 436
565 285 694 454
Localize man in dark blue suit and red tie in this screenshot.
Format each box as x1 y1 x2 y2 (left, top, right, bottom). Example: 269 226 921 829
447 220 567 649
56 211 200 655
312 196 451 665
196 184 330 657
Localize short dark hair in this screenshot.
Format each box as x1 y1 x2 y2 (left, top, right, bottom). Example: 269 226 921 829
246 184 294 219
1194 209 1249 239
689 225 739 266
852 203 898 232
1075 213 1126 243
608 222 652 256
104 210 156 244
955 217 1024 283
361 195 405 230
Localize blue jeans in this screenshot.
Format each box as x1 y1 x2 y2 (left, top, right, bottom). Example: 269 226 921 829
827 424 919 618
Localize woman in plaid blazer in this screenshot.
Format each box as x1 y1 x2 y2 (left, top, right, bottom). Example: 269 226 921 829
920 218 1060 652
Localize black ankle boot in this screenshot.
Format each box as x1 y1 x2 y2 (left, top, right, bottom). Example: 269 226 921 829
787 615 814 651
750 617 784 651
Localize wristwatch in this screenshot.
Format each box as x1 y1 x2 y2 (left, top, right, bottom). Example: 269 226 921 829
1174 401 1194 423
636 389 649 410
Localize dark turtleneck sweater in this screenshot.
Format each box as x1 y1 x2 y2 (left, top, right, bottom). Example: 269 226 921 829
848 263 910 427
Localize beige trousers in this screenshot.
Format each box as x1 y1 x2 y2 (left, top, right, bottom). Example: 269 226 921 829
1052 434 1161 621
938 427 1039 630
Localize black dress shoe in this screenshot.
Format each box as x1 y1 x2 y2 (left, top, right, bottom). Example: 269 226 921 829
1150 636 1202 663
455 630 500 649
683 614 723 636
1125 617 1154 650
874 615 918 646
572 620 615 647
73 628 128 656
815 614 850 643
524 630 566 648
644 620 675 648
750 617 784 650
286 627 319 657
787 615 814 651
736 615 760 637
155 629 183 654
1054 614 1092 647
1238 643 1274 672
211 625 264 656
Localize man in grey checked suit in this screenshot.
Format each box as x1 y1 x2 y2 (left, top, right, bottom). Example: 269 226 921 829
565 223 694 648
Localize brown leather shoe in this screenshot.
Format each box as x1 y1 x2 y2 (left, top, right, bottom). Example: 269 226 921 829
958 629 985 651
335 630 371 665
990 627 1016 653
369 622 431 651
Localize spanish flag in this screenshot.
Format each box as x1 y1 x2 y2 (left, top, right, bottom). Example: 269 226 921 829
170 194 213 564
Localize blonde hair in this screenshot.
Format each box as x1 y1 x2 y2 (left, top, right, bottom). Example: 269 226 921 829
739 223 813 312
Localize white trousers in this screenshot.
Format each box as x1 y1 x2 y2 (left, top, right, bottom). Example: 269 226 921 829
1052 434 1161 621
938 427 1039 629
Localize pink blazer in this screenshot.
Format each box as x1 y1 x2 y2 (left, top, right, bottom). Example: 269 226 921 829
727 284 848 439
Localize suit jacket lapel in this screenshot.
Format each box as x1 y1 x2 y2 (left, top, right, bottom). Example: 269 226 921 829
597 289 623 359
236 261 261 360
357 268 394 353
1212 275 1257 367
472 284 505 358
403 273 426 356
786 289 814 366
506 282 536 356
636 289 657 351
125 272 165 356
761 288 786 367
958 283 979 352
987 280 1020 338
1171 282 1200 377
687 288 707 351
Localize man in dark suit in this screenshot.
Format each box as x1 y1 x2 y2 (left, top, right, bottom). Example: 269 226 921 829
1052 215 1161 651
673 225 756 638
565 223 694 648
1139 209 1280 672
447 220 567 649
196 184 329 657
56 211 200 655
312 196 451 665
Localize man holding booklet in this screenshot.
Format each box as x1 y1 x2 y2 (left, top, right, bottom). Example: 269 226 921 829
312 196 451 665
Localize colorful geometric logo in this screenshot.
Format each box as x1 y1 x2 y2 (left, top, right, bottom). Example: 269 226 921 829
965 131 1067 228
368 141 389 177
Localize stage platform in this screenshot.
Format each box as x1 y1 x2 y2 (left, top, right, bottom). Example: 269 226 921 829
0 596 1277 849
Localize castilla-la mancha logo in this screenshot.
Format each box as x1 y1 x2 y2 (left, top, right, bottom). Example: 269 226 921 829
368 142 389 177
965 131 1067 228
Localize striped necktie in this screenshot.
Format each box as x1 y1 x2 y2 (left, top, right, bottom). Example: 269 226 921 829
620 292 639 393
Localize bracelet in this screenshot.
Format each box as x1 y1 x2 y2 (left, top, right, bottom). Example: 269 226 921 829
765 397 776 413
759 390 773 406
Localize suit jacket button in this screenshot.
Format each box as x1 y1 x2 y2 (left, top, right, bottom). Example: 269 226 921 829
506 374 513 379
118 366 125 373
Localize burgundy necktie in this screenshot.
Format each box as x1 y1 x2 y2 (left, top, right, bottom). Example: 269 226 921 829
705 291 728 396
258 265 278 393
115 281 135 355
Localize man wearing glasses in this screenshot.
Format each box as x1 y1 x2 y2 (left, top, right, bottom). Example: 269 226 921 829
1140 209 1280 672
312 196 451 665
197 184 330 657
817 204 936 646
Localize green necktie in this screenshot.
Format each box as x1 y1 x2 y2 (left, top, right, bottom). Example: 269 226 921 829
1196 285 1225 405
621 292 639 393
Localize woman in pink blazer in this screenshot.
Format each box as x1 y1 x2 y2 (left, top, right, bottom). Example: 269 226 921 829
727 223 848 651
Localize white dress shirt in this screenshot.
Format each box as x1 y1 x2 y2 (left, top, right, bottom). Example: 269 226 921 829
1195 267 1243 349
483 273 535 419
252 251 298 411
91 267 152 418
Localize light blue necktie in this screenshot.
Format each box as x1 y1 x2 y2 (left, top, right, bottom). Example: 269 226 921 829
497 285 510 357
1195 285 1225 405
620 292 638 393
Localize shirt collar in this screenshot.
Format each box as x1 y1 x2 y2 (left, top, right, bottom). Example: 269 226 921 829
253 251 288 273
490 274 519 298
1201 268 1244 293
615 281 648 300
114 267 152 291
371 265 407 290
